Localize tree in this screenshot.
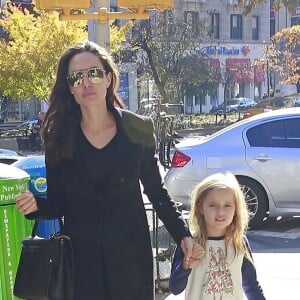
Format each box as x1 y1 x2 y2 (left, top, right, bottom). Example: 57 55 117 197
128 9 217 104
266 25 300 86
0 3 129 101
110 22 132 54
221 59 252 119
236 0 298 15
182 54 220 113
0 4 87 100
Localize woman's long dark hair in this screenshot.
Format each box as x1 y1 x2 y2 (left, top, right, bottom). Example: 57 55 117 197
41 41 125 166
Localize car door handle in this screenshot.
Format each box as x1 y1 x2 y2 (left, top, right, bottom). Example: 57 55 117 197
252 155 273 161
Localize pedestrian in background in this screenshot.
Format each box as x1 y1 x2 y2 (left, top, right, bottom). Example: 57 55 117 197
169 172 265 300
15 40 195 300
262 92 268 99
28 111 45 151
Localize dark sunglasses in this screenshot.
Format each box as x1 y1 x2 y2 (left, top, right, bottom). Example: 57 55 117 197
66 67 106 88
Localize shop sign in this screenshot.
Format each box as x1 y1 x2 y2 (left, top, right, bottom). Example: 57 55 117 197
204 45 251 57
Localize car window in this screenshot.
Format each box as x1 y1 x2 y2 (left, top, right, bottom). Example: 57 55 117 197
285 118 300 147
227 100 238 105
268 120 286 147
246 117 300 148
247 123 272 147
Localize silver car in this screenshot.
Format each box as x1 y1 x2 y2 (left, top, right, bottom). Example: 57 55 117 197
217 97 257 114
164 108 300 228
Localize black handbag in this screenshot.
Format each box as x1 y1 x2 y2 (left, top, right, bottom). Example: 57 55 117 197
13 219 74 300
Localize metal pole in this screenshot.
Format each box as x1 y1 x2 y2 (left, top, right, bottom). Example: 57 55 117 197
88 0 110 51
267 60 270 98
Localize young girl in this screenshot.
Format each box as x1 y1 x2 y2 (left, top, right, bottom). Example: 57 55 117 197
169 172 265 300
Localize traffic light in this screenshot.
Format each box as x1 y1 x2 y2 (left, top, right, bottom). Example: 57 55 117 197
35 0 92 10
118 0 174 11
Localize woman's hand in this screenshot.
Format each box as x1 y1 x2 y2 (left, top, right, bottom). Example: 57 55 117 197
15 191 38 215
181 237 205 270
185 243 205 269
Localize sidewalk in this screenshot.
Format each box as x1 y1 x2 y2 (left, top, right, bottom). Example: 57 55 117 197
154 163 184 300
155 291 184 300
155 292 170 300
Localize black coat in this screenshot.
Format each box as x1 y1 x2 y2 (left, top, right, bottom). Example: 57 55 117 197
29 108 190 300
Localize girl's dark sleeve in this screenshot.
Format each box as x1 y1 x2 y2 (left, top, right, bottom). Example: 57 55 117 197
169 246 191 295
242 237 266 300
25 160 65 220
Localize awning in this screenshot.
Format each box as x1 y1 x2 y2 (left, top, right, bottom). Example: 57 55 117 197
226 58 252 83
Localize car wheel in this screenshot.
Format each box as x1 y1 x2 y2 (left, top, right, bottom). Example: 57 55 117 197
237 177 268 229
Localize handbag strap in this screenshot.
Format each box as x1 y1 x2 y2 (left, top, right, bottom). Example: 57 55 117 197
31 218 64 238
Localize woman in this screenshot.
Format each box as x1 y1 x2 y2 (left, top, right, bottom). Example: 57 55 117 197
15 41 194 300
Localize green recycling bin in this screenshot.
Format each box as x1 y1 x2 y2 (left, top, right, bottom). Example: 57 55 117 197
0 163 33 300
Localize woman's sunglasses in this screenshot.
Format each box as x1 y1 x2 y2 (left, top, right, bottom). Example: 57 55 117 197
66 67 106 88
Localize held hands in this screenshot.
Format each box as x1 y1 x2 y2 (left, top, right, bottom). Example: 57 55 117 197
15 191 38 215
180 237 205 270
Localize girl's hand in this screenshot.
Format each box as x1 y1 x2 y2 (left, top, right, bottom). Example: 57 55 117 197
15 191 38 215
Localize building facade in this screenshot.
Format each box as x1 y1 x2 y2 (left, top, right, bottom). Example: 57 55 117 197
134 0 299 114
172 0 270 113
271 0 300 35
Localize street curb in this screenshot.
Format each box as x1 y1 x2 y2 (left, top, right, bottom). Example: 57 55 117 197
247 229 300 239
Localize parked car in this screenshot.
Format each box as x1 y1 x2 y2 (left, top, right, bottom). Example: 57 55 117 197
274 97 290 108
294 96 300 107
209 106 220 114
164 108 300 228
216 97 256 114
247 95 297 116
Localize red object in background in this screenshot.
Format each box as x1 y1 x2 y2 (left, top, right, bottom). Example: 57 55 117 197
243 112 251 118
226 58 252 83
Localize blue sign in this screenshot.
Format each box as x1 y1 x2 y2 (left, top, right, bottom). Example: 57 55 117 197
12 155 60 238
204 46 240 56
118 73 129 108
12 155 46 196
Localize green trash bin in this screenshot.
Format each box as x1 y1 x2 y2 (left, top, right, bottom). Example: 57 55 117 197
0 163 33 300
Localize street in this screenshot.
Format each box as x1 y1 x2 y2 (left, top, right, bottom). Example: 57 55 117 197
155 217 300 299
247 218 300 299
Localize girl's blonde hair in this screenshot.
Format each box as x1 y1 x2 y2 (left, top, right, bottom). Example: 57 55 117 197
189 172 250 260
